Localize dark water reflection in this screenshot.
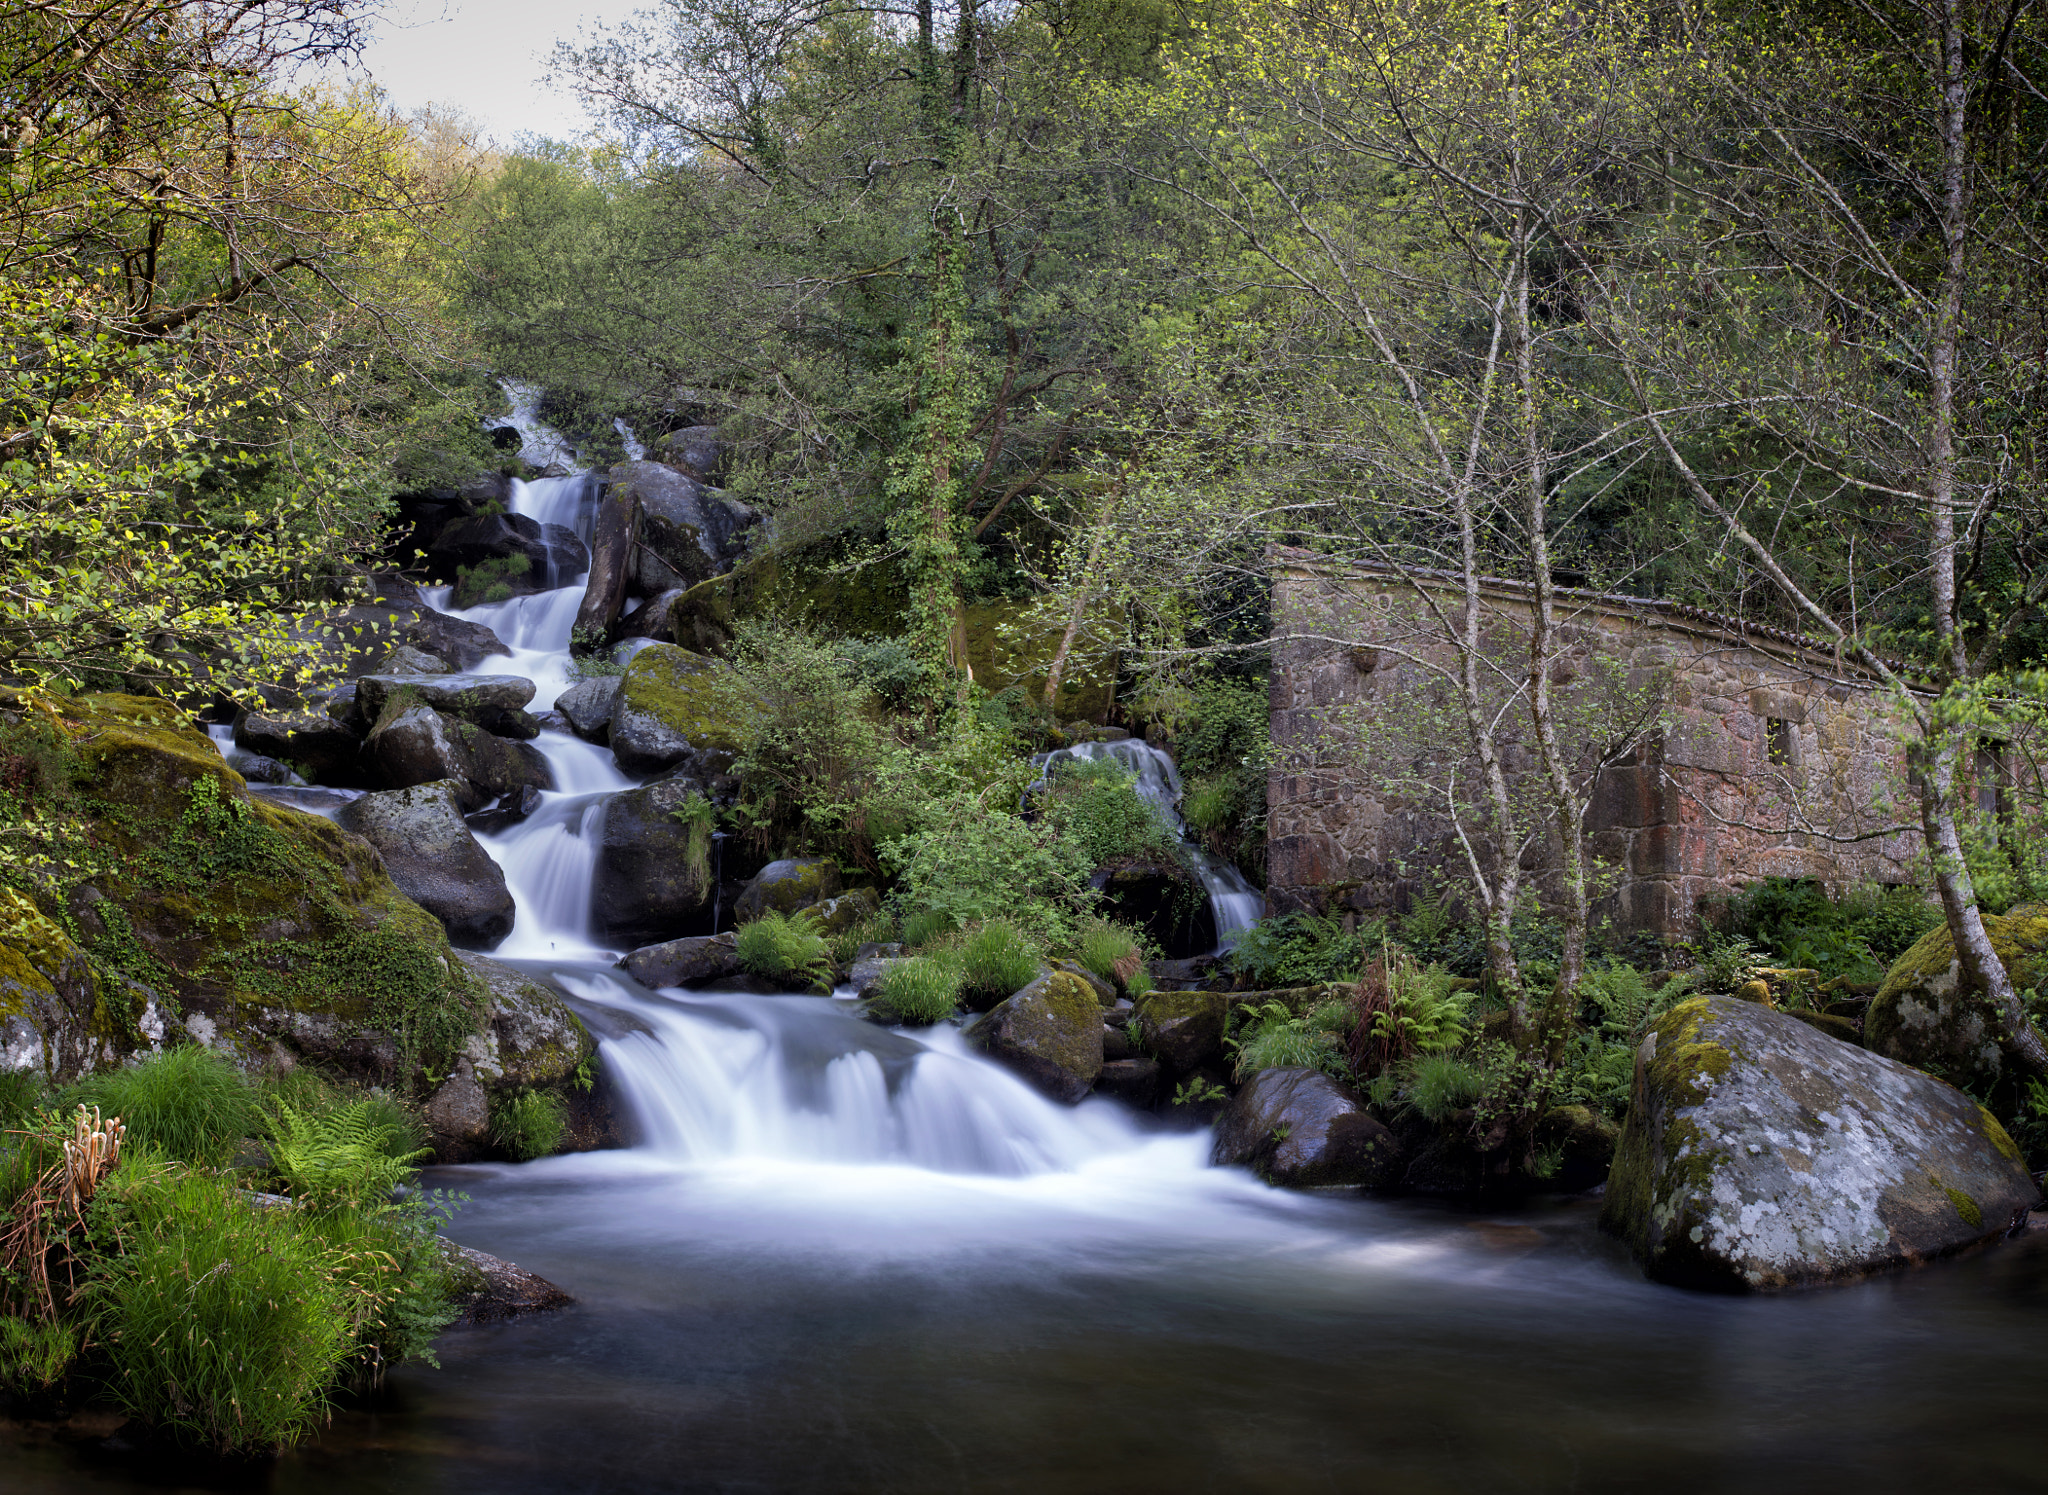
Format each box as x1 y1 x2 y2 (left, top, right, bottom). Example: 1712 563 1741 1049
11 1153 2048 1495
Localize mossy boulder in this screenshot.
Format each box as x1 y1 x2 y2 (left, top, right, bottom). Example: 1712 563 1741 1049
1601 994 2037 1290
593 775 718 945
1133 988 1229 1072
733 858 842 925
609 643 748 776
2 694 488 1087
660 541 909 657
964 969 1104 1103
1211 1066 1403 1189
1864 903 2048 1092
0 886 176 1080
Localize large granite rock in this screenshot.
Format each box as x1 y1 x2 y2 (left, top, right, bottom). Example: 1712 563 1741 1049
555 675 620 742
624 587 690 644
232 708 364 785
404 607 509 672
336 781 515 949
572 483 639 647
363 702 553 807
733 859 843 926
592 775 717 945
1211 1067 1404 1189
619 931 743 988
354 674 537 729
654 424 725 480
964 969 1104 1103
1865 902 2048 1094
610 461 731 595
448 952 618 1158
1133 989 1229 1073
1602 994 2039 1290
608 643 747 776
429 511 588 603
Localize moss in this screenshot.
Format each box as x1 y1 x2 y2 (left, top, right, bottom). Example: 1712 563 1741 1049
960 601 1118 723
1941 1183 1984 1229
1867 902 2048 1089
1976 1103 2026 1163
668 541 910 652
616 644 746 752
1600 997 1737 1258
0 888 68 997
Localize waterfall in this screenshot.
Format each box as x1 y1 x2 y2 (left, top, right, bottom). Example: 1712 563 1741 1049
1034 738 1265 950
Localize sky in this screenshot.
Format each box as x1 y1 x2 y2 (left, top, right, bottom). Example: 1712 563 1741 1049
342 0 651 146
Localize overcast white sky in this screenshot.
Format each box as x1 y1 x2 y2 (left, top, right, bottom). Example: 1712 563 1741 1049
344 0 650 146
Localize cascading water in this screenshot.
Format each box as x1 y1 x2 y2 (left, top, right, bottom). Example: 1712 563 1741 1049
1035 738 1265 948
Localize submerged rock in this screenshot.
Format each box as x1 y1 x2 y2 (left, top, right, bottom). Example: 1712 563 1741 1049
1211 1067 1403 1189
620 931 742 988
1602 994 2039 1290
965 969 1104 1103
592 775 717 946
608 643 746 776
1865 902 2048 1093
336 781 514 950
733 858 843 925
441 1240 573 1324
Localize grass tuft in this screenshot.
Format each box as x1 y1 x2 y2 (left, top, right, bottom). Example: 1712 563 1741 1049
65 1046 255 1167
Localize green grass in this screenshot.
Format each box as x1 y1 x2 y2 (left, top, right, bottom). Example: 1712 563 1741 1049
1077 920 1143 987
0 1068 46 1129
490 1089 568 1161
65 1046 255 1167
735 908 834 990
957 921 1040 1007
0 1314 75 1395
877 955 963 1026
899 908 955 950
1401 1054 1491 1123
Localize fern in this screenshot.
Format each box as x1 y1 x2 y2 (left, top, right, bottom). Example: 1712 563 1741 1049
266 1102 430 1206
734 908 835 991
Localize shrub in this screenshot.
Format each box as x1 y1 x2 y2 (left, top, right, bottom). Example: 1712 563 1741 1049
1230 912 1373 988
1400 1053 1491 1123
735 908 834 990
1348 951 1474 1074
490 1090 568 1161
882 794 1093 941
957 921 1040 1006
65 1046 255 1167
1718 877 1946 982
82 1167 355 1452
1231 999 1353 1082
1042 756 1185 869
836 635 924 706
877 956 963 1026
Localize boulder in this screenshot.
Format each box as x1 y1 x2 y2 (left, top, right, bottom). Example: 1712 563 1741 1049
1095 1057 1161 1107
804 887 879 935
625 587 689 644
405 608 510 672
1211 1067 1404 1189
555 675 621 742
1602 994 2039 1290
608 643 746 776
355 673 537 730
336 781 515 950
654 424 725 480
1865 902 2048 1093
430 511 589 603
964 969 1104 1103
453 952 600 1093
1133 989 1229 1073
620 932 743 988
0 694 488 1086
442 1241 573 1324
423 1058 491 1152
363 702 553 806
1050 959 1116 1007
610 461 728 595
733 858 843 925
592 775 717 945
377 644 452 676
849 953 908 1000
572 483 640 647
233 708 364 785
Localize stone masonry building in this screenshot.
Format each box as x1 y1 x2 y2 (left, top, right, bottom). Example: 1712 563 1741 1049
1265 546 1941 938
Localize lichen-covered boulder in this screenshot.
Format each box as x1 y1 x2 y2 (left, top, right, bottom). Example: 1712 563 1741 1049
608 643 747 776
0 695 488 1087
802 887 879 935
0 887 177 1080
336 780 515 950
620 932 742 989
453 951 597 1090
555 675 620 742
1211 1067 1404 1189
964 970 1104 1103
1133 989 1229 1073
1865 902 2048 1092
592 775 717 945
733 858 842 925
1602 994 2038 1290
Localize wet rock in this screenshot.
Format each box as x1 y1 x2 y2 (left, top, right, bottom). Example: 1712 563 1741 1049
232 708 363 784
453 951 603 1104
620 931 743 988
1092 860 1217 960
405 607 509 672
733 858 843 925
236 754 305 787
964 969 1104 1103
355 673 537 728
613 461 728 595
1536 1103 1621 1194
803 887 880 935
1865 902 2048 1093
1095 1056 1161 1108
625 587 689 644
464 783 544 836
592 775 717 945
423 1058 491 1154
609 643 746 776
1133 989 1229 1073
378 643 452 676
363 704 474 800
1102 1022 1136 1061
430 511 588 604
1147 954 1224 991
555 675 621 741
849 953 908 1000
1212 1067 1404 1189
654 424 725 480
442 1241 573 1324
1602 994 2039 1290
493 708 543 742
573 483 639 646
336 781 514 950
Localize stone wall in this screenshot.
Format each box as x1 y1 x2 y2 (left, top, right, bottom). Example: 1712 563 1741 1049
1266 548 1925 937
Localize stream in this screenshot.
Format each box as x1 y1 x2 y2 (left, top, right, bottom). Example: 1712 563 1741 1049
15 462 2048 1492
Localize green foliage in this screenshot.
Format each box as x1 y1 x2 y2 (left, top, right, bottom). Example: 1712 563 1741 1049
1042 756 1186 869
1172 1076 1228 1107
1076 919 1144 985
1357 958 1474 1067
1231 999 1353 1082
1715 878 1943 983
82 1165 356 1452
489 1090 569 1162
957 921 1042 1007
0 1068 47 1130
735 908 835 991
882 794 1094 943
1229 912 1373 987
877 955 964 1026
265 1100 430 1205
1690 935 1763 994
668 791 719 894
64 1046 256 1168
900 908 955 950
1398 1054 1492 1124
1165 677 1270 875
0 1313 76 1395
837 636 926 707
